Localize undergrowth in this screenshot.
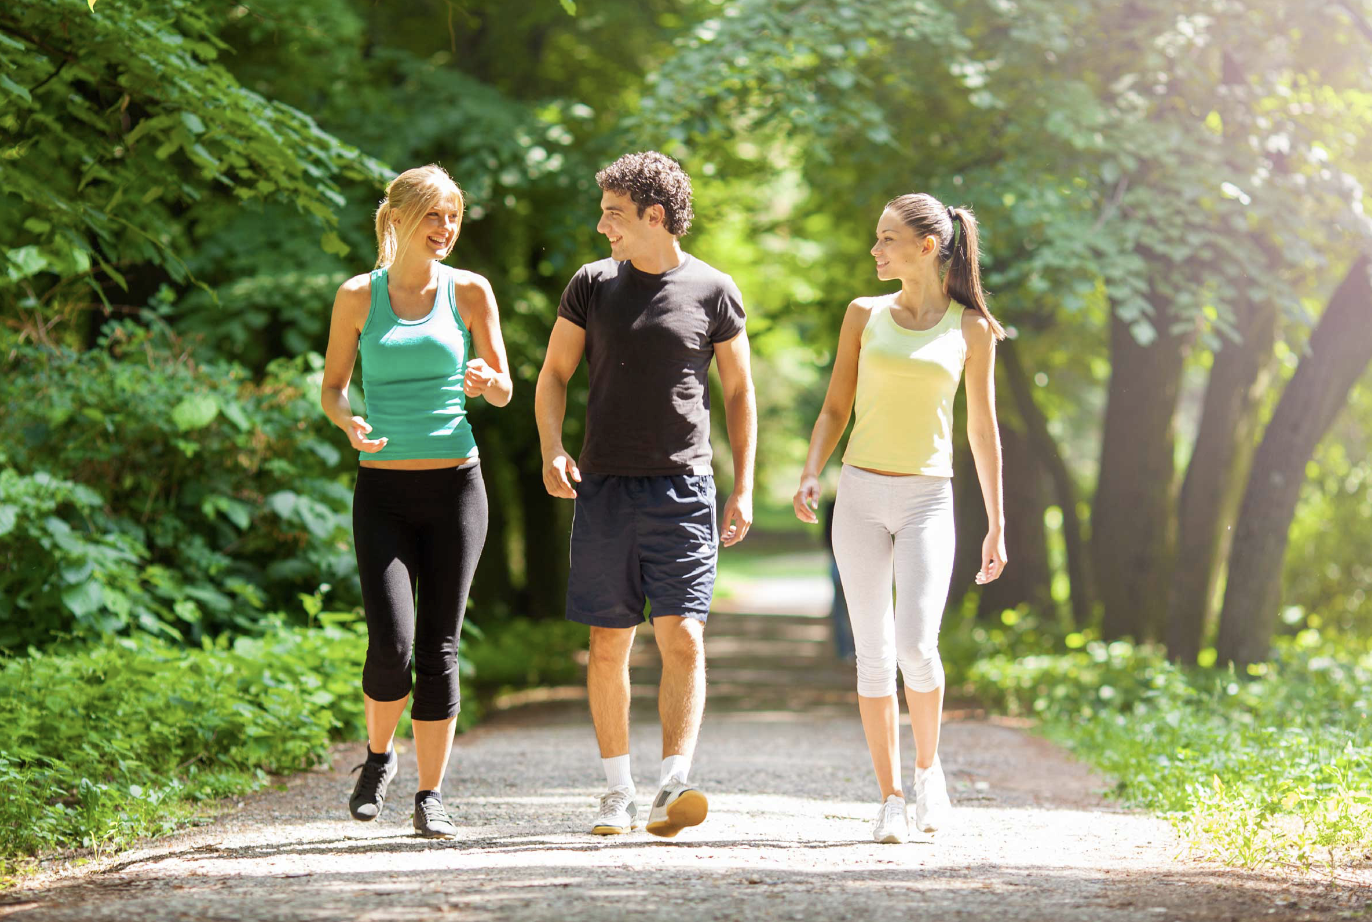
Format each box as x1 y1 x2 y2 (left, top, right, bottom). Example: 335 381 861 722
957 614 1372 878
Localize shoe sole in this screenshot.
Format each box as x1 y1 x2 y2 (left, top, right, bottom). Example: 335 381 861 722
875 833 906 844
590 823 634 835
350 808 383 822
414 823 458 840
645 790 708 838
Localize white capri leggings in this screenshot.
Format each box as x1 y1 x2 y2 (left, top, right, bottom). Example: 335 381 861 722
832 464 956 697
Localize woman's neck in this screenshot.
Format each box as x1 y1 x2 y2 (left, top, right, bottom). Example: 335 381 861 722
894 270 949 321
389 255 438 292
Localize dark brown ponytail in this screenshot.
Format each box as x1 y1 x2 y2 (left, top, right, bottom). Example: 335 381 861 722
885 194 1006 341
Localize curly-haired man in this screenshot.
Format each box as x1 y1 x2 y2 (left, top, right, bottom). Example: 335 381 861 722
535 151 757 837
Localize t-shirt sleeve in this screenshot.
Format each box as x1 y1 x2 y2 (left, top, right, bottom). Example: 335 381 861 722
557 266 592 328
708 277 747 343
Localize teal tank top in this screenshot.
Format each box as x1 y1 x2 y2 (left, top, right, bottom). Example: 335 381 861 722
357 266 479 462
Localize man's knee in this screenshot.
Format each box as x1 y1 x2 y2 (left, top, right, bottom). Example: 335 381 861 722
588 625 635 669
653 616 704 667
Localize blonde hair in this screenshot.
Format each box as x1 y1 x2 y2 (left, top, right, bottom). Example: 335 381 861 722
374 165 465 269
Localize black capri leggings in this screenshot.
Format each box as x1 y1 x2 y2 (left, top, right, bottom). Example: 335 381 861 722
352 462 488 721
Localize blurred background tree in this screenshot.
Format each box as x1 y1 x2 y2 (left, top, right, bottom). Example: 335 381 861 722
2 0 1370 667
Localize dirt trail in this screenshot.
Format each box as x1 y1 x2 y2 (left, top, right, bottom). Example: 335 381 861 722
5 602 1366 921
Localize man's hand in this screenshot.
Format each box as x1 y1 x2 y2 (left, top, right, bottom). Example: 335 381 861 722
542 449 581 499
720 491 753 547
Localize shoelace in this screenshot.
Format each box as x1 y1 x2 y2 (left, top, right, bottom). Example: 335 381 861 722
599 789 633 819
417 797 452 826
350 760 389 802
879 800 905 828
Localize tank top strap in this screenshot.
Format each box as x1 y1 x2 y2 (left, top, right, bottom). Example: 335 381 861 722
860 298 890 344
361 267 389 338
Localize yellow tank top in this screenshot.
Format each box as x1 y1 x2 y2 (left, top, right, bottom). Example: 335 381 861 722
843 298 966 477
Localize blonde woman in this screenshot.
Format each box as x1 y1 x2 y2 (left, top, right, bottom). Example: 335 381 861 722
321 165 512 838
794 194 1006 843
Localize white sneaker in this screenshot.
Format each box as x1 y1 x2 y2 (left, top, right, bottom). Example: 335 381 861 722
645 780 708 838
591 785 637 835
873 794 908 843
914 757 952 834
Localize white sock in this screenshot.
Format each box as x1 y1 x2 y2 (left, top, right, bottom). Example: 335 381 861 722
602 754 633 791
660 754 691 787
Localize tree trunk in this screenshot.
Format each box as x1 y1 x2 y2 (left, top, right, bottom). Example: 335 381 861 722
517 452 572 620
1093 288 1192 641
1216 256 1372 667
467 423 516 621
1165 297 1278 662
1000 341 1095 626
976 423 1053 619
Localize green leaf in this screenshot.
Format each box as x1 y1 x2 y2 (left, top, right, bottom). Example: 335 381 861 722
220 400 251 432
87 0 98 10
61 561 95 585
61 581 104 618
320 232 350 258
170 395 220 432
0 75 32 104
0 504 17 537
180 112 206 135
266 491 298 519
559 0 577 14
5 246 48 282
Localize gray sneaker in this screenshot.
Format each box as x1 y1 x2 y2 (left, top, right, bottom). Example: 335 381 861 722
645 781 708 838
348 748 398 821
591 785 637 835
413 791 458 838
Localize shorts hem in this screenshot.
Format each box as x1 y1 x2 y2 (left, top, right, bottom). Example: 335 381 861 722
566 610 645 629
646 608 710 624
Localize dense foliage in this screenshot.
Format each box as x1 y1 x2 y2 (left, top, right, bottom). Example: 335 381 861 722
0 319 355 648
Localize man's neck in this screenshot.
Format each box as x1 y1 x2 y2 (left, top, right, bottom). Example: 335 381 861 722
628 239 686 276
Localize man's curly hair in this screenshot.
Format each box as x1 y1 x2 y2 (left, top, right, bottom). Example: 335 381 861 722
595 151 694 237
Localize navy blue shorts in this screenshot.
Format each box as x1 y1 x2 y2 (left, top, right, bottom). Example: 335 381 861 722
566 473 718 629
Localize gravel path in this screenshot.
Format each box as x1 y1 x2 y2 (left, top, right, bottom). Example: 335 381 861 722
5 608 1367 922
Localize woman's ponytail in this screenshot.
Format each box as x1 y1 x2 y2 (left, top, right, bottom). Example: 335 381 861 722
944 207 1004 340
374 200 397 269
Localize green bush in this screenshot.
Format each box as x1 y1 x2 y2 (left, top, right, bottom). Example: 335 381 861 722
0 617 380 866
464 618 587 694
962 631 1372 876
0 610 591 871
0 317 358 648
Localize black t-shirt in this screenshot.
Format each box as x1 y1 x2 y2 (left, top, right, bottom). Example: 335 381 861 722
557 254 747 476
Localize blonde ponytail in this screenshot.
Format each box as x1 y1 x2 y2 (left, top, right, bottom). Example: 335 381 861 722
374 201 397 269
373 165 465 270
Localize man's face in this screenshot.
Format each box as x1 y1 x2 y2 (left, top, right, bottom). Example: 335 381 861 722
596 189 658 262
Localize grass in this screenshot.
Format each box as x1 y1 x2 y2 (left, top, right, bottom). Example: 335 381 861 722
0 610 586 881
955 613 1372 878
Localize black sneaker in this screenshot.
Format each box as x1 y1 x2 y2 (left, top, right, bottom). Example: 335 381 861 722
348 748 398 821
413 791 458 838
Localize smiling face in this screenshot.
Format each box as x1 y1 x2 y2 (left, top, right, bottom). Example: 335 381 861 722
871 207 938 282
401 193 462 262
596 189 663 263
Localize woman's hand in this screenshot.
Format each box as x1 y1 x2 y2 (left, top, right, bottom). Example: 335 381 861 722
793 474 821 524
975 529 1008 584
347 416 388 453
463 358 497 398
